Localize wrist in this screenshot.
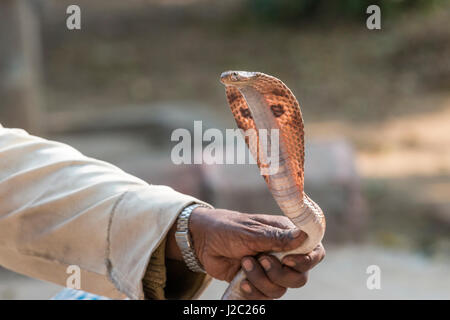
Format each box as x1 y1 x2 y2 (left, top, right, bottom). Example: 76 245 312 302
166 205 210 262
166 221 183 261
188 206 209 263
187 206 209 242
172 203 210 273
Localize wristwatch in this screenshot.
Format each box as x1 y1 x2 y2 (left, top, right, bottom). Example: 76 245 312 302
175 203 209 273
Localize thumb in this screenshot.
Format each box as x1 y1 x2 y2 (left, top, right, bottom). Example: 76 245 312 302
251 226 307 253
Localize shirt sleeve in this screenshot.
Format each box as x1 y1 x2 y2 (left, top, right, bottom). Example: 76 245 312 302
142 236 212 300
0 125 212 299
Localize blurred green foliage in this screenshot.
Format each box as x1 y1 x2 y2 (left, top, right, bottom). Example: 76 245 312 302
247 0 443 24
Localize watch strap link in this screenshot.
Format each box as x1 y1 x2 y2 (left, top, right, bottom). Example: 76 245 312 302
175 203 209 273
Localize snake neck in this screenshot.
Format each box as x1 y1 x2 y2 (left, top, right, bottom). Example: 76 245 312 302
239 86 305 219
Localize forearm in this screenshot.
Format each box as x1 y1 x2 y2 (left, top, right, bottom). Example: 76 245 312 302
0 125 210 299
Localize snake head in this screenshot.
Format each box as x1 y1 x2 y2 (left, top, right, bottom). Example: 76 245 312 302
220 71 259 87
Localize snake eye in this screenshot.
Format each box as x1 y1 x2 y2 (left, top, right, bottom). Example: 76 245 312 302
231 72 238 81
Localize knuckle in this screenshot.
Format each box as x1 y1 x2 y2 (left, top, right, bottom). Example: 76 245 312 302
305 254 313 266
267 228 290 247
300 255 313 270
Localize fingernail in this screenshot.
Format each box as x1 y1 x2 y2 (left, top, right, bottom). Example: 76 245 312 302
260 258 271 271
242 259 253 272
241 282 251 293
284 259 296 267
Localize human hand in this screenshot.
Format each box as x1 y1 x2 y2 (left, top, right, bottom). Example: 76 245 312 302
167 207 325 299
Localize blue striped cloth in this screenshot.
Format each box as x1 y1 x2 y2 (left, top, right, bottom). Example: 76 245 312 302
52 288 110 300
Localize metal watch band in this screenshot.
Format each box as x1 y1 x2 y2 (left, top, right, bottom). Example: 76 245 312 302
175 203 208 273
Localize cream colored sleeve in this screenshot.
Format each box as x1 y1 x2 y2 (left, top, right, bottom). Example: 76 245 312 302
0 125 211 299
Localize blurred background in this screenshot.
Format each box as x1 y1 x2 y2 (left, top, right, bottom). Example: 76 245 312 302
0 0 449 299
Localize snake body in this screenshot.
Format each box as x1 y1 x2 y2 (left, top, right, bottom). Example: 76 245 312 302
220 71 326 300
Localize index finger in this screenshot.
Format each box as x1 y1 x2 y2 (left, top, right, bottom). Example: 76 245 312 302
248 214 296 230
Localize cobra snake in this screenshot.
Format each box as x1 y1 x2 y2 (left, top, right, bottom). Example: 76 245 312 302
220 71 326 300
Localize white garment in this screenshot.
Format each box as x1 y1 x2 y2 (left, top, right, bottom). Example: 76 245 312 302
0 124 211 299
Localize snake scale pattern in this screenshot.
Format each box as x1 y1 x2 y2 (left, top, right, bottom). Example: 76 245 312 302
220 71 326 300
